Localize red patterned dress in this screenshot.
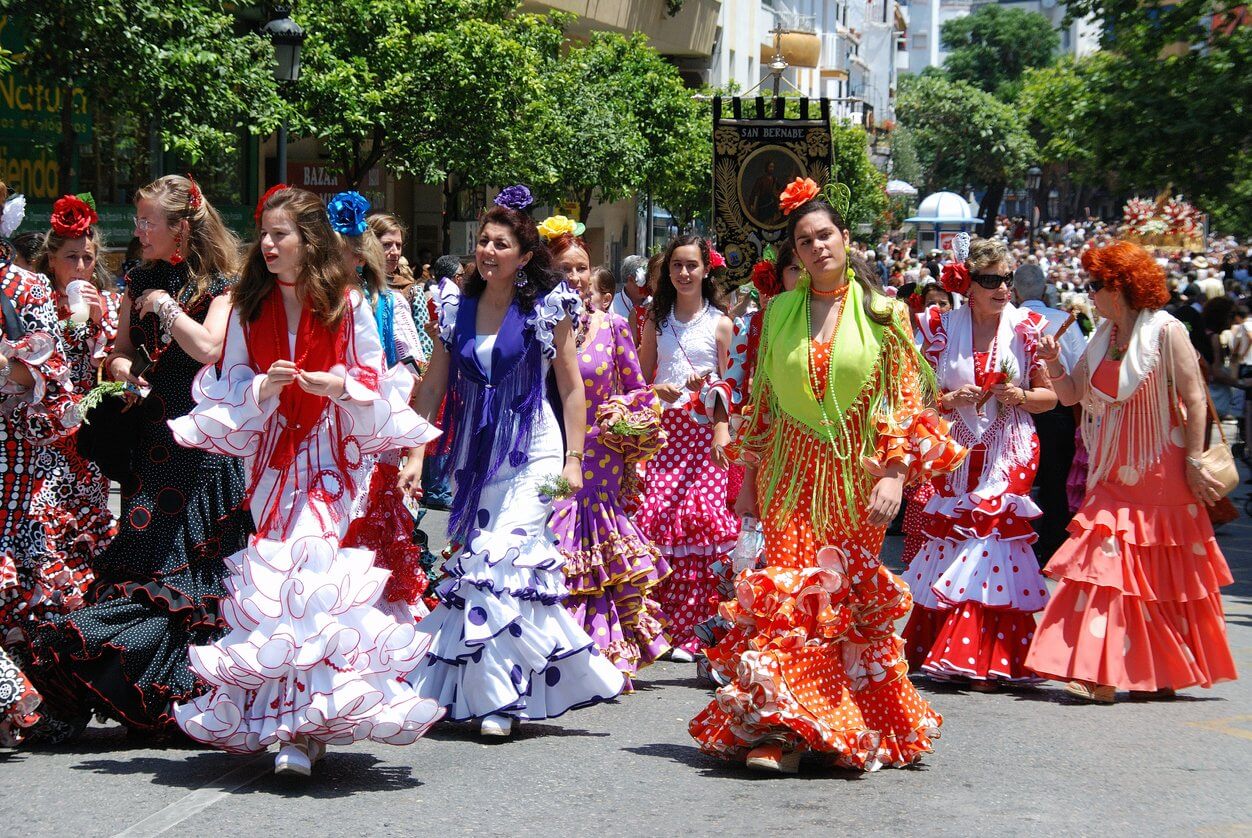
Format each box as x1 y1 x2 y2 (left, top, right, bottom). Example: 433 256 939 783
690 282 966 770
0 260 78 741
903 304 1050 684
32 287 121 583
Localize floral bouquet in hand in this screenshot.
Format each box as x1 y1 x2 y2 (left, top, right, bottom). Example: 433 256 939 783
596 395 667 463
537 474 575 503
977 357 1019 412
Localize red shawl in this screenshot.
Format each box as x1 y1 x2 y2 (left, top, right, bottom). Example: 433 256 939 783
246 287 348 469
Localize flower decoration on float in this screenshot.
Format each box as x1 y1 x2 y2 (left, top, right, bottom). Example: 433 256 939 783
50 193 99 238
494 184 534 213
327 190 371 236
537 215 586 241
255 183 290 224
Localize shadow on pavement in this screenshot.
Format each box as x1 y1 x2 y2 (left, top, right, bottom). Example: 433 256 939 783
623 743 915 782
422 721 610 742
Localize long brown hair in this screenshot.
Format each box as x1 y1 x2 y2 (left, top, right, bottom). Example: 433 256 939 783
338 229 387 303
650 235 726 329
135 175 240 303
235 188 354 327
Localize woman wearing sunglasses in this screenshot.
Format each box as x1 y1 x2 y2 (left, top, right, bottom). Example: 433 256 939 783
903 236 1058 691
1025 241 1237 703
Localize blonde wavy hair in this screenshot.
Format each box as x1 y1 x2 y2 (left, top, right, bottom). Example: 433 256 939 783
966 237 1012 273
135 175 240 303
338 228 388 302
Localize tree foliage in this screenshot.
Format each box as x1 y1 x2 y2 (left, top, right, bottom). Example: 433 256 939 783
2 0 283 189
294 0 566 188
831 122 888 236
940 5 1059 101
897 74 1036 234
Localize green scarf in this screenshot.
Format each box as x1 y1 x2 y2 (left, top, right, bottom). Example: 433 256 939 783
744 278 935 535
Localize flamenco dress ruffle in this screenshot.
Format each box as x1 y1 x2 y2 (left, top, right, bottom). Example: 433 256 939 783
634 409 739 653
1025 446 1238 691
409 526 626 721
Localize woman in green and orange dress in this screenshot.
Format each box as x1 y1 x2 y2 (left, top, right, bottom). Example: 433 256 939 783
689 179 966 773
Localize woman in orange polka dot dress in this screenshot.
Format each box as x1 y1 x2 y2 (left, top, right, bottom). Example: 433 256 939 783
689 182 966 774
1025 241 1237 703
903 237 1057 690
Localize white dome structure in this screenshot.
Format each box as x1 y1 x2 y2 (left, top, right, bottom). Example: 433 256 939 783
906 191 976 224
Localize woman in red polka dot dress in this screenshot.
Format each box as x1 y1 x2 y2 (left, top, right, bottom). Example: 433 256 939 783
690 180 966 774
903 237 1057 691
636 236 739 661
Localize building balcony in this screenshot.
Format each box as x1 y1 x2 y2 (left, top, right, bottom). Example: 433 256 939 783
522 0 722 57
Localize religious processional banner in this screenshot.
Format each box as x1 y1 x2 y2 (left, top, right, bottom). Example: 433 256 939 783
711 96 832 286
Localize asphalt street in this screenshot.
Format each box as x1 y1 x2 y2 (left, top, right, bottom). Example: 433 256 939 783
1 493 1248 838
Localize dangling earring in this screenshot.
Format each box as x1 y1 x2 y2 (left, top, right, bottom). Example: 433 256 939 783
515 268 527 288
170 229 185 266
798 267 812 287
355 265 364 278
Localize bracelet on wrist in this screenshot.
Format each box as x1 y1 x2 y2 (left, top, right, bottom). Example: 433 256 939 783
565 450 585 461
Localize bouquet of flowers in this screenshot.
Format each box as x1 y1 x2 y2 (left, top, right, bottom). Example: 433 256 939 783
537 474 574 502
976 357 1019 411
595 395 667 463
1163 197 1200 236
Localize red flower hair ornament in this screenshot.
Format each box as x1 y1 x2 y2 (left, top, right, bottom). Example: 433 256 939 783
940 262 970 295
50 194 98 238
779 177 820 216
750 260 781 297
708 245 727 271
255 183 290 224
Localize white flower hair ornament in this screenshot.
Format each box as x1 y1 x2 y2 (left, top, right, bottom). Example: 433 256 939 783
952 231 971 264
0 193 26 239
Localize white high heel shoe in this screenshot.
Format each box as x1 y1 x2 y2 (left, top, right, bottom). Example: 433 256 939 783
480 714 513 737
274 741 312 776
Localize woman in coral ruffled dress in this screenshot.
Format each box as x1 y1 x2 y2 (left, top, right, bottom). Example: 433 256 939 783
1026 241 1238 703
690 179 966 774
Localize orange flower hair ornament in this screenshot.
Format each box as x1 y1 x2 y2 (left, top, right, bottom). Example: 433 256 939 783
778 177 854 221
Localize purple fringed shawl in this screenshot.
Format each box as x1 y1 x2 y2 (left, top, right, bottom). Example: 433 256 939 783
437 292 547 543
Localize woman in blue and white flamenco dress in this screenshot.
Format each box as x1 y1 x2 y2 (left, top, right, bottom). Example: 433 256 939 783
398 191 625 737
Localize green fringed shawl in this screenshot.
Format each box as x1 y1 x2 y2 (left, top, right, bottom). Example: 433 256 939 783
742 280 937 535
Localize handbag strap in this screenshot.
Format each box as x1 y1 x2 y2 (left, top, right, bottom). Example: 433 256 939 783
1203 383 1227 448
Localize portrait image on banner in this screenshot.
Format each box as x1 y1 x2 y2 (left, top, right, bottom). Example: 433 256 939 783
712 97 832 285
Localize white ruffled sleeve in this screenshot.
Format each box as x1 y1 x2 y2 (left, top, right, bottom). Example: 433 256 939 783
434 277 460 350
336 289 441 455
168 308 280 458
527 281 583 359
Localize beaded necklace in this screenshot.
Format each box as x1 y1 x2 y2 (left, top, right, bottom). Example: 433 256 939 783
804 283 850 443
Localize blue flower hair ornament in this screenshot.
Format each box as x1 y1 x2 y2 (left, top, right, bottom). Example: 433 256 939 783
327 190 371 237
494 184 534 213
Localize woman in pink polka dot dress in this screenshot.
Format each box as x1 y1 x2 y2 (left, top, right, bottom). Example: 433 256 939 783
637 235 739 660
903 237 1058 690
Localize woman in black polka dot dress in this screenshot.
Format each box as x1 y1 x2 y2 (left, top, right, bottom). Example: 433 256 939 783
35 176 252 734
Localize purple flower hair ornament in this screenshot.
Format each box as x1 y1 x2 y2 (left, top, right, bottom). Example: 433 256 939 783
494 185 534 212
327 190 371 237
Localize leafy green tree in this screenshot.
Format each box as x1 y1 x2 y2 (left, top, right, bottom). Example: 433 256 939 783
940 5 1058 97
897 74 1036 236
650 93 713 233
888 125 922 189
940 5 1059 101
831 122 888 236
293 1 563 189
2 0 283 189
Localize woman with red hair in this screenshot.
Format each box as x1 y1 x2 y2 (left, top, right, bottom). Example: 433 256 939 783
544 223 672 689
1026 241 1238 703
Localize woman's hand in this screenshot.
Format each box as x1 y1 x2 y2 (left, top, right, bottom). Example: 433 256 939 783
734 479 759 519
397 451 425 499
1185 458 1225 507
257 359 298 402
992 382 1026 407
684 371 709 393
107 353 148 399
561 458 584 495
654 383 683 404
866 472 905 526
134 289 171 318
1036 334 1061 365
711 421 731 469
942 384 982 409
296 370 346 399
80 284 105 323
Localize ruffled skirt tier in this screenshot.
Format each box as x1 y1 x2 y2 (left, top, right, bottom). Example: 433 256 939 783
1025 487 1237 691
409 528 625 721
175 536 444 753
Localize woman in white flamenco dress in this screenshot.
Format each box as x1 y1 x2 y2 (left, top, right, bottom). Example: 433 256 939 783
398 199 625 738
169 187 444 775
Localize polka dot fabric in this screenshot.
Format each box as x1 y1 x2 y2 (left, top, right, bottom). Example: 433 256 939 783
34 264 254 732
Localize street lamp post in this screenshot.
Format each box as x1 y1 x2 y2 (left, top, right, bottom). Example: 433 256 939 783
263 5 306 188
1026 165 1042 247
